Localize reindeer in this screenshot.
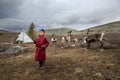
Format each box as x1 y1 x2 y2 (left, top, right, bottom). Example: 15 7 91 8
51 34 57 45
83 30 105 50
60 30 73 48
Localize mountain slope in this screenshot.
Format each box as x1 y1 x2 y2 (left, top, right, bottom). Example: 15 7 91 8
46 28 78 35
45 21 120 35
79 21 120 34
0 29 10 33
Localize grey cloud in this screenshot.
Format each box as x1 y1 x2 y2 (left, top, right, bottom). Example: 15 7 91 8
0 0 120 31
0 18 29 32
0 0 23 19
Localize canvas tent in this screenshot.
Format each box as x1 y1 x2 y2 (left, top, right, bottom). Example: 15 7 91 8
16 30 33 43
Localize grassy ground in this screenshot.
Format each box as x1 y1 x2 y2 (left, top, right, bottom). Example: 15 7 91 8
0 47 120 80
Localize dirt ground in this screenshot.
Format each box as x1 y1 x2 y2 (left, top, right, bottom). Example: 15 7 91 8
0 46 120 80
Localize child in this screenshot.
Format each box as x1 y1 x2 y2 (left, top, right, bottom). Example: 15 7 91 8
34 29 49 69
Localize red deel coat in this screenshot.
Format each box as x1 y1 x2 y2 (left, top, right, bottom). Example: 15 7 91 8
34 36 49 61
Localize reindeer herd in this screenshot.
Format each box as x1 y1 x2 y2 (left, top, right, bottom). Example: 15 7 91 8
50 30 107 51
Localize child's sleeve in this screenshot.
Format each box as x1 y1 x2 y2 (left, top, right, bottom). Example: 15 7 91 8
33 38 37 44
42 37 49 48
34 40 36 44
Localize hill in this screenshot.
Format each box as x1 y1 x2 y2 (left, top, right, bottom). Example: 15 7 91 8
45 21 120 35
0 29 10 33
0 21 120 39
78 21 120 34
45 28 78 35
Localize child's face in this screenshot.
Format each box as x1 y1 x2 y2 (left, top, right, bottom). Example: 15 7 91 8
39 31 45 36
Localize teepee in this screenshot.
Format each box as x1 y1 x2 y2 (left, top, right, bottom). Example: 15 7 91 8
16 29 33 43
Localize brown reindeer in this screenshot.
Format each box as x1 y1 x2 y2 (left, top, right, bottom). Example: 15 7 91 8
84 33 105 49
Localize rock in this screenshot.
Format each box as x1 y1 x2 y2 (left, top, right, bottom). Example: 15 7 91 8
0 47 5 52
4 46 24 54
74 67 83 74
93 72 104 78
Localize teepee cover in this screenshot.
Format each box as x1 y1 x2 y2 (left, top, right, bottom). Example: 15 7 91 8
16 30 33 43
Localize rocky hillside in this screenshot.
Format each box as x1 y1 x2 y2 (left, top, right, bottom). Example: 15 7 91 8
45 28 78 35
44 21 120 35
1 21 120 35
79 21 120 34
0 21 120 43
0 29 10 33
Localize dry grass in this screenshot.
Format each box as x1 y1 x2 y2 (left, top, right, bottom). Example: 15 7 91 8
0 47 120 80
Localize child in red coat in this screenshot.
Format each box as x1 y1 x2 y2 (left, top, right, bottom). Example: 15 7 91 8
34 29 49 69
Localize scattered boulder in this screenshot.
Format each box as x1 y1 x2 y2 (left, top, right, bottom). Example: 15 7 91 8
3 46 24 54
93 72 104 77
0 47 5 52
74 67 83 74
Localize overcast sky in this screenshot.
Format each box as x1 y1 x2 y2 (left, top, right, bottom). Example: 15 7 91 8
0 0 120 31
